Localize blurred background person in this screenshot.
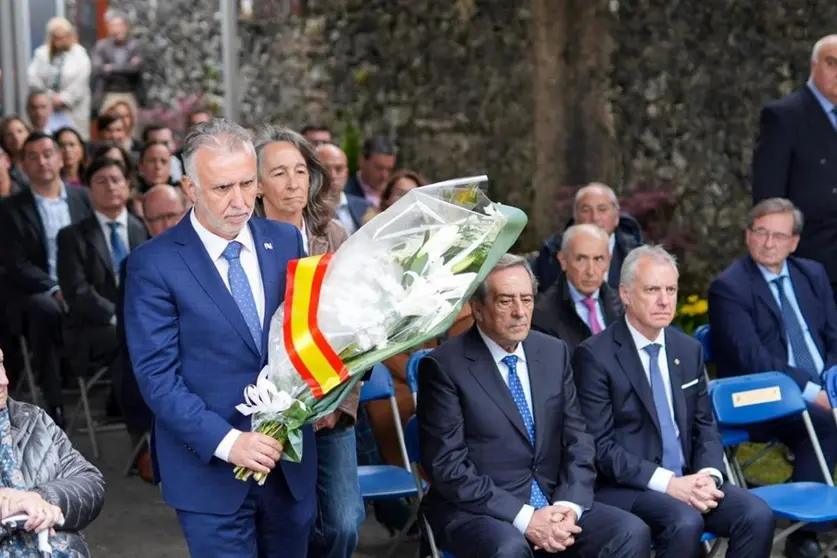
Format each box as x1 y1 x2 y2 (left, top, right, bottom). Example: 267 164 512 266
0 147 22 198
101 102 140 154
362 168 426 224
27 17 91 139
142 123 183 182
24 89 60 135
55 127 88 188
0 116 32 187
345 136 397 209
136 141 175 193
92 10 146 124
300 124 332 146
316 142 368 235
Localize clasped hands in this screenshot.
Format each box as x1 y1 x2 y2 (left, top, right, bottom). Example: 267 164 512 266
0 488 64 534
666 471 724 513
526 505 582 553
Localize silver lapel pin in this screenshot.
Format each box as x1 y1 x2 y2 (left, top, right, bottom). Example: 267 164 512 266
264 242 273 250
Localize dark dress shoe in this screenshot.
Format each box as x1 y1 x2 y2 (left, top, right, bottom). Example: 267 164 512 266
48 406 65 429
785 531 821 558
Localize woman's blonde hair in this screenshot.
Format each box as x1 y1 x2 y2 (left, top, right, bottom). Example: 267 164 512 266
46 17 77 58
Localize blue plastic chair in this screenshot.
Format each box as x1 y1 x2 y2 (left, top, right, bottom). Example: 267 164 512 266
406 349 433 407
694 324 749 486
711 372 837 550
359 365 423 557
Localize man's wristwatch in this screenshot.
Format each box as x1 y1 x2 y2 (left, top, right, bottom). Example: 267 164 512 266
711 474 723 489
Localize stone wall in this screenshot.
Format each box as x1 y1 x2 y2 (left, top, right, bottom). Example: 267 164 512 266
72 0 836 291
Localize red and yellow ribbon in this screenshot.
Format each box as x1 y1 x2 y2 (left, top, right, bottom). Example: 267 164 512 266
283 253 349 399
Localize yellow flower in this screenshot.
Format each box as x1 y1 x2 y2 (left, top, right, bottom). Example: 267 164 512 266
694 300 708 315
687 294 699 303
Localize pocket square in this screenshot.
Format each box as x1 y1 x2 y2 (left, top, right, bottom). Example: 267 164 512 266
681 378 699 390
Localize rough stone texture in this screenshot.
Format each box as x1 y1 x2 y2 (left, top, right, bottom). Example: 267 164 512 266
65 0 837 291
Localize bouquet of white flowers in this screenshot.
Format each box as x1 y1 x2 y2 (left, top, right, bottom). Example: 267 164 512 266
234 175 527 484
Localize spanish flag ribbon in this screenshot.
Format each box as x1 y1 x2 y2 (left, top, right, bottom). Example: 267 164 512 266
283 253 349 399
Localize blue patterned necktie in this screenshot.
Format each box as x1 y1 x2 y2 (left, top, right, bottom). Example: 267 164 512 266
772 277 819 381
643 344 683 476
501 355 549 509
222 241 262 351
107 221 128 271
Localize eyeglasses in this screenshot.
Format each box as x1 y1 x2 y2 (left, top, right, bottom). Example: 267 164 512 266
749 227 794 243
145 212 184 224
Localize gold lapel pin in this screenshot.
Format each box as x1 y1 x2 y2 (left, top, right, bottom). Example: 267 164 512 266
674 358 680 366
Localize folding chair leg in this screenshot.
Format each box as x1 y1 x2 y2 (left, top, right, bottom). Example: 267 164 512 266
17 336 40 407
78 378 99 459
123 433 150 477
722 451 738 487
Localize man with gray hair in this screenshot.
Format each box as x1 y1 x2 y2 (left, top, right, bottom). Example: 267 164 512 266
418 253 650 558
124 119 316 557
532 182 644 294
709 197 837 557
752 35 837 303
573 245 774 558
91 9 147 114
532 224 623 353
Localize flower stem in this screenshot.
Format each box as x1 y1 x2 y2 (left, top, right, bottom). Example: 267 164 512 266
233 421 289 485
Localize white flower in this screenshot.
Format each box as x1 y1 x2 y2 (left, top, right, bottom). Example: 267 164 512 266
236 366 298 417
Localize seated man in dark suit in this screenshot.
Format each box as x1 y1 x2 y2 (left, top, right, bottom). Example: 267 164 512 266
532 224 623 353
57 156 148 404
709 197 837 557
418 254 651 558
573 246 774 558
0 132 93 424
316 143 369 235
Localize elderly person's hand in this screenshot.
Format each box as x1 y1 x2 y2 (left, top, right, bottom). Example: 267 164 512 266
0 488 64 534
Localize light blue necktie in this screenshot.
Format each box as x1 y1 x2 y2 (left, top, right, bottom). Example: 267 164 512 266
644 344 683 476
107 221 128 271
222 241 262 351
501 355 549 509
772 276 819 382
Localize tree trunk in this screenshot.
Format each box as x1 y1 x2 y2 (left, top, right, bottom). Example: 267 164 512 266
530 0 568 242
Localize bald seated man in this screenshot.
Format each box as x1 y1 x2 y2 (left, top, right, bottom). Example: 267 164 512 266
315 143 369 235
142 183 188 237
752 35 837 305
532 224 624 353
532 183 644 294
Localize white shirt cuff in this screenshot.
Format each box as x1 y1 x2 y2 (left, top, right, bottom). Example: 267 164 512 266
214 429 242 462
647 467 675 493
802 381 821 403
552 501 584 521
512 504 535 534
109 315 117 327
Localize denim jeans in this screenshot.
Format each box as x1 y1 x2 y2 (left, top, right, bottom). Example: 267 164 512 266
309 424 365 558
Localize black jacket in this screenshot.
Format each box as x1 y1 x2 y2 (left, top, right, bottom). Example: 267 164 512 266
56 213 149 327
531 272 624 354
0 185 92 296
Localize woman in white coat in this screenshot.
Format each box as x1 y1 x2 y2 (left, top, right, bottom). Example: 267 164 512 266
27 18 92 140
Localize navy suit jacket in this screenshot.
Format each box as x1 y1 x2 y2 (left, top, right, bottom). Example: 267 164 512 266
124 213 317 514
345 192 370 230
572 319 723 508
417 327 597 528
752 86 837 282
708 255 837 390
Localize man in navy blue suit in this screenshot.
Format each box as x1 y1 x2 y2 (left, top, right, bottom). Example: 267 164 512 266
573 246 774 558
418 254 651 558
709 198 837 557
752 35 837 300
124 119 317 557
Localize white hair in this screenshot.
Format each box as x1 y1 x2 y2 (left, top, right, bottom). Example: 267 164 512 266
573 182 619 221
812 35 837 62
560 223 610 253
181 119 255 188
620 245 679 288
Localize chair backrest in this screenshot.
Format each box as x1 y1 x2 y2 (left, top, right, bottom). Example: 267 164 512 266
694 324 712 364
406 349 433 395
710 372 806 426
360 363 395 403
405 414 420 465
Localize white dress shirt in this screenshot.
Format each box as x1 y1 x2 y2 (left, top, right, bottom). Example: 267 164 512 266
476 327 583 534
190 210 266 462
94 209 130 267
335 192 358 235
624 319 723 492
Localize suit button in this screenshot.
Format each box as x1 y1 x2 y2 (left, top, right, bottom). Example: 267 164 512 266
654 457 661 464
822 158 827 165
